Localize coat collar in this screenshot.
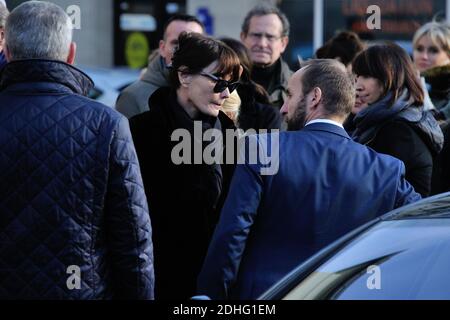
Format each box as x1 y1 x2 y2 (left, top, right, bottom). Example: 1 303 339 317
149 86 236 133
141 54 170 87
302 122 351 139
0 59 94 96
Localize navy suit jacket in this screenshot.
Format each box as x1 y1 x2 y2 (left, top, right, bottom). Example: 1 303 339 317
197 122 421 300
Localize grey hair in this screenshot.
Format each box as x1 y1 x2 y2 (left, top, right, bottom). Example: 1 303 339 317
0 2 8 28
5 1 72 61
241 4 290 37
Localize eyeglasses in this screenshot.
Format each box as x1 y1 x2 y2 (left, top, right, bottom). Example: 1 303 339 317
247 32 283 43
198 72 240 93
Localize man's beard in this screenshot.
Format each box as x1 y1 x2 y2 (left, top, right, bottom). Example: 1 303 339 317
286 99 307 131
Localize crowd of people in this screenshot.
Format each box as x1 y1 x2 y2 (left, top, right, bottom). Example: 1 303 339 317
0 1 449 300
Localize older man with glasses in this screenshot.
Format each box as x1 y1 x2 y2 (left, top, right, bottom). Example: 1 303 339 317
240 4 293 109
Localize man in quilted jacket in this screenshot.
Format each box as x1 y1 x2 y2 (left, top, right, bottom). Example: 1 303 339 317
0 1 154 299
0 1 8 70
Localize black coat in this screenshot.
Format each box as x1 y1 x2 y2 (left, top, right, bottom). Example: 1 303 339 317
0 60 154 299
251 58 293 108
424 64 450 119
439 122 450 193
430 120 450 195
423 65 450 194
129 87 236 300
366 120 434 197
236 84 282 132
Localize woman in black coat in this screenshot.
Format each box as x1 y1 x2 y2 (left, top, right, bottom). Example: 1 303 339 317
423 65 450 194
129 32 241 300
351 43 444 197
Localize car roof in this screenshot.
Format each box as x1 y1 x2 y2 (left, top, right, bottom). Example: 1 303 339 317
259 192 450 300
382 192 450 221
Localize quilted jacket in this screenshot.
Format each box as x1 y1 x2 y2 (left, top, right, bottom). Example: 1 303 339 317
0 59 154 299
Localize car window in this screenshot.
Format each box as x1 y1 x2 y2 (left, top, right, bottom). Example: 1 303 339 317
284 219 450 300
88 87 103 100
118 82 133 92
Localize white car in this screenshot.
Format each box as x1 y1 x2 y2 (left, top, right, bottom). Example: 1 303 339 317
78 65 141 108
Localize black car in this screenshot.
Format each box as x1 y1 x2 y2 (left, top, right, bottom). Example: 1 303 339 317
259 192 450 300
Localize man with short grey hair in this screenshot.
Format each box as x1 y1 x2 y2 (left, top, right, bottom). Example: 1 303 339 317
240 4 293 109
0 0 8 69
0 1 154 299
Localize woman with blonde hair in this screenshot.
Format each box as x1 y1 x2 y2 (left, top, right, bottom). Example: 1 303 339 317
413 21 450 119
413 21 450 194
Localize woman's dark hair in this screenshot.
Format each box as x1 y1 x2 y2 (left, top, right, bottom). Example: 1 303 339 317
352 42 424 106
315 31 365 67
219 37 270 104
170 32 241 89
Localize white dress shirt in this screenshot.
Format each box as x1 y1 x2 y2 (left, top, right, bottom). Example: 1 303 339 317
305 118 344 129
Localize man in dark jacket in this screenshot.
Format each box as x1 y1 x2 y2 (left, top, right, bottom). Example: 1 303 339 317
240 4 293 109
197 60 421 300
0 1 8 70
116 14 204 118
0 1 154 299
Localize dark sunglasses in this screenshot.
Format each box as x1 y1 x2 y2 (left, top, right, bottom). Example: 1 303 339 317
198 72 239 93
